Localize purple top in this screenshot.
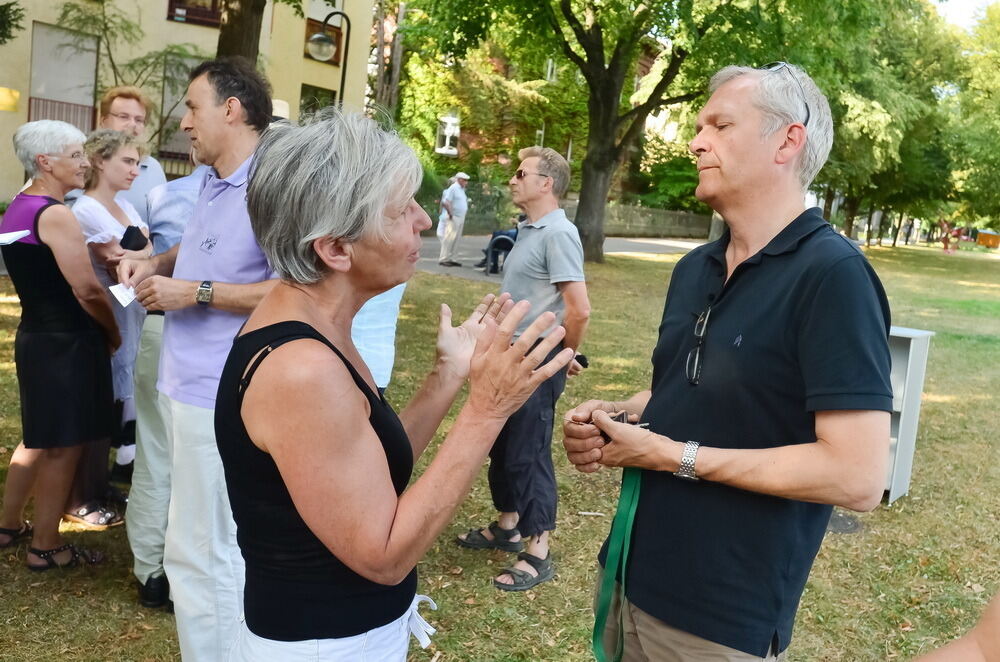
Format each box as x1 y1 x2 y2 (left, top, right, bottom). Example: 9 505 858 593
1 193 97 332
0 192 49 244
158 156 277 408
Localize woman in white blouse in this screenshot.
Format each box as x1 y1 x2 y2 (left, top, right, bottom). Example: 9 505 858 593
67 129 151 528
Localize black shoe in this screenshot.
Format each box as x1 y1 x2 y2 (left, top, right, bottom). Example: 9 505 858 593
446 261 462 267
474 259 487 269
110 460 134 485
139 575 170 609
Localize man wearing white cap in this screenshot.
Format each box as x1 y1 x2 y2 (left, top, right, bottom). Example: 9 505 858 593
438 171 470 267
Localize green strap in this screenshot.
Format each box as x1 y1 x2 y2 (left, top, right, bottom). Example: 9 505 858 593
592 467 642 662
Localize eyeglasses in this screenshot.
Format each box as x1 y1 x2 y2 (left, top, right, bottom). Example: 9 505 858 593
107 111 147 127
685 307 711 385
760 61 811 127
514 169 550 180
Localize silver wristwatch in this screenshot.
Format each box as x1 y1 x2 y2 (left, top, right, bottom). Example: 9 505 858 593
673 440 700 481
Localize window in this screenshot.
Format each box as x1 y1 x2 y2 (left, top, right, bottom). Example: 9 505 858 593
28 23 98 134
167 0 222 27
300 84 337 116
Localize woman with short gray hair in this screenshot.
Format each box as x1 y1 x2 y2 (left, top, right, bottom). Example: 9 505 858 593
0 120 120 569
215 109 573 660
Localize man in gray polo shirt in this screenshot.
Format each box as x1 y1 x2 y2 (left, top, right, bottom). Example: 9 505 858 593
457 146 591 592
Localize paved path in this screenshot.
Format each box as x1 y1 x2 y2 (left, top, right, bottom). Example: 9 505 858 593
418 235 703 283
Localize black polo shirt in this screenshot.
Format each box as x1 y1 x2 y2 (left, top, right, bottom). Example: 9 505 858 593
607 208 892 656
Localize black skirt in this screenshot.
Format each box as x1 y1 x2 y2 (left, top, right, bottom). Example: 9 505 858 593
14 328 114 449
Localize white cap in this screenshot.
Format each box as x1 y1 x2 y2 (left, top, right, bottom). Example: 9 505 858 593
455 171 471 180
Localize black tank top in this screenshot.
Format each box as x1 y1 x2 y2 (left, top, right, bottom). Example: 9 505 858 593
215 320 417 641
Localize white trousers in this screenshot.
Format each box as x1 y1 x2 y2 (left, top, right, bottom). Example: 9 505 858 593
438 214 465 262
161 393 245 662
228 595 437 662
126 314 170 584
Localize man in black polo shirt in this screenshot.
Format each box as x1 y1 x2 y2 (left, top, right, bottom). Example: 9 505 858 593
563 62 892 660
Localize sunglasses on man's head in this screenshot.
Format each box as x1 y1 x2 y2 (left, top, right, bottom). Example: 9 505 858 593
759 61 811 127
514 169 550 180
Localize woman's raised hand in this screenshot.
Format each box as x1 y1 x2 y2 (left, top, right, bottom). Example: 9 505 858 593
466 301 575 420
435 292 514 380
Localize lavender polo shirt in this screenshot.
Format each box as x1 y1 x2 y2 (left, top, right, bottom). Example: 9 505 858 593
158 156 277 409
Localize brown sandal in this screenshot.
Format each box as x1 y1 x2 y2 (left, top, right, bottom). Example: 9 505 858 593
27 543 104 572
456 521 524 552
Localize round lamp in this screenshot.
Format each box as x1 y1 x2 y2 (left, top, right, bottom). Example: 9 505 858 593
307 32 336 62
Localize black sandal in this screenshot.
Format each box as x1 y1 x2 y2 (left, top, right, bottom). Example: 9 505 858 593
0 521 32 548
63 502 123 531
494 551 555 592
456 521 524 552
27 544 104 572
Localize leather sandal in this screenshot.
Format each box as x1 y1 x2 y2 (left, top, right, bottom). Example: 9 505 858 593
0 521 32 548
494 551 554 592
456 521 524 552
27 543 104 572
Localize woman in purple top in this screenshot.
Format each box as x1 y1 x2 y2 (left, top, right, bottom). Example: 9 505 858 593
0 120 121 570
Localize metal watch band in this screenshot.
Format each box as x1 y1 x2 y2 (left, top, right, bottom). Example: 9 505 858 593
673 440 700 481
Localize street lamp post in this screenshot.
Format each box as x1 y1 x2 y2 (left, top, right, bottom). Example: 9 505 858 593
306 10 352 106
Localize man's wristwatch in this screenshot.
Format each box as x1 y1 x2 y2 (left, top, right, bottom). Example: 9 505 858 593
673 440 700 481
195 280 214 306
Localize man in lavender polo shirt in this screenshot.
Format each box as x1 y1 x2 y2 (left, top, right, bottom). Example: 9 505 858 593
118 57 277 662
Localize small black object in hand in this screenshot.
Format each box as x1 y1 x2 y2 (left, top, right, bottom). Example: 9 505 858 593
575 353 589 369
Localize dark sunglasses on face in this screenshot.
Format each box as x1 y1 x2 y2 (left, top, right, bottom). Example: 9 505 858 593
514 169 550 180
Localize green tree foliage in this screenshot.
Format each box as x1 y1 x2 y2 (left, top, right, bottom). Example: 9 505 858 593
0 0 24 46
813 0 963 238
398 37 590 200
628 136 709 214
56 0 209 145
953 3 1000 228
411 0 954 260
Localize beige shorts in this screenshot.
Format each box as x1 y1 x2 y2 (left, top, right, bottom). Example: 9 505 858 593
595 573 787 662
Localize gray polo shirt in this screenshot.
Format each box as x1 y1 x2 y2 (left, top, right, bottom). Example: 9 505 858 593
500 207 585 337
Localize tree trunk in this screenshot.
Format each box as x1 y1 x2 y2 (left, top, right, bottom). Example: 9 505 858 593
823 186 835 219
892 212 905 247
576 149 616 262
842 196 860 240
878 211 891 245
216 0 267 62
864 207 875 246
386 4 406 113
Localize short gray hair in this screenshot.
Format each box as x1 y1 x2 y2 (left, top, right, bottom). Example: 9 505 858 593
518 146 571 198
709 64 833 189
13 120 87 177
247 108 422 284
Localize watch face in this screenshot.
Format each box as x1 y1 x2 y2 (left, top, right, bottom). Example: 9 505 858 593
197 283 212 304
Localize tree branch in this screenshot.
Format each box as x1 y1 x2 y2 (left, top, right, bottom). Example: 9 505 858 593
559 0 603 69
541 1 591 79
607 4 650 83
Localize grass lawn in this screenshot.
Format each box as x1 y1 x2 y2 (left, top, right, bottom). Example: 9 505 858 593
1 243 998 661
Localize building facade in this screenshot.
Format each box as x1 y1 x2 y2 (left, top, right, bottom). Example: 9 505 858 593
0 0 371 198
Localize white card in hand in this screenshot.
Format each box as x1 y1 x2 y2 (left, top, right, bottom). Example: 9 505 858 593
0 230 30 245
109 283 137 307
